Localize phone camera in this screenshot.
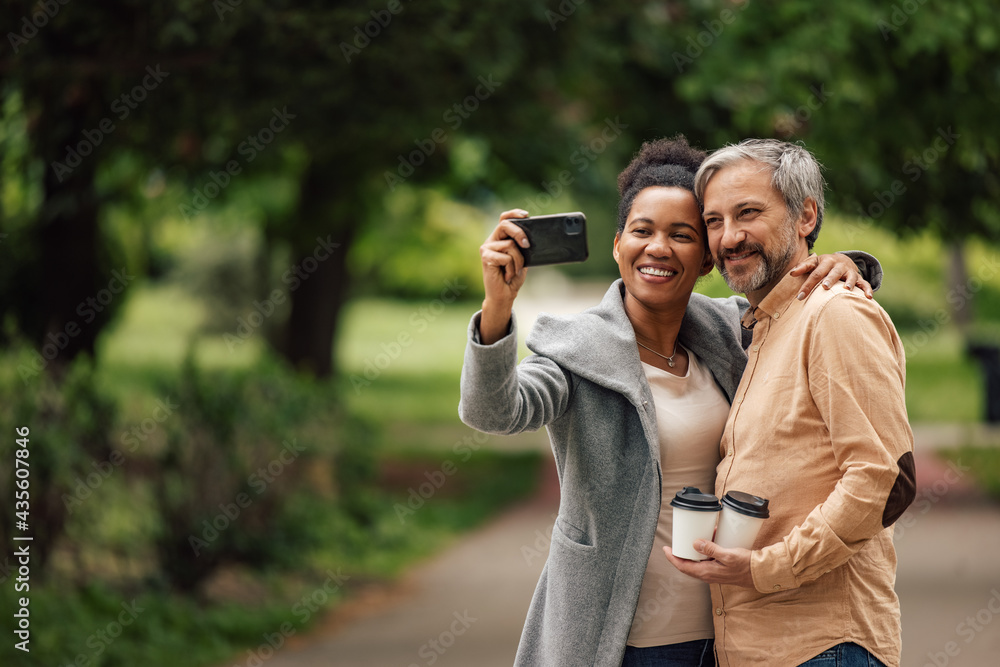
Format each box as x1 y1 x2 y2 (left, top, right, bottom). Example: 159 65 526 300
564 216 583 235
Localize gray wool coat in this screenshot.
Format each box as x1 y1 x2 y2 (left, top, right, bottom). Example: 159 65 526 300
458 280 751 666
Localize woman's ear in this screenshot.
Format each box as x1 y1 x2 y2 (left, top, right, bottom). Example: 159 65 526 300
613 232 621 262
699 249 715 277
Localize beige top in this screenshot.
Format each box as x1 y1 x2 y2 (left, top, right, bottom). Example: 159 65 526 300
712 272 915 667
627 348 730 647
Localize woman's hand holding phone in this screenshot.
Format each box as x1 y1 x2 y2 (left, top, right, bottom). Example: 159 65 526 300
478 210 531 344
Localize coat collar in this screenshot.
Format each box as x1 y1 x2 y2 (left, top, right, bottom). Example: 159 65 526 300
526 280 649 407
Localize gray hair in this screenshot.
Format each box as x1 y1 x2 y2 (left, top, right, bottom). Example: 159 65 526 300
693 139 826 249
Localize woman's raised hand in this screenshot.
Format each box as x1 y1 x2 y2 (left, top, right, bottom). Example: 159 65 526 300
478 209 531 344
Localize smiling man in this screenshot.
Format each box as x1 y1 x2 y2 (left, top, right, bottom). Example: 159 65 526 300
663 139 916 667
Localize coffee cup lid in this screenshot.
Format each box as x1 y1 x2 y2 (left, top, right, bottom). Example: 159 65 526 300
670 486 722 512
722 491 770 518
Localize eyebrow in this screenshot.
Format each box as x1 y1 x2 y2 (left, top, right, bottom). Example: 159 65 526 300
627 218 700 230
702 199 766 217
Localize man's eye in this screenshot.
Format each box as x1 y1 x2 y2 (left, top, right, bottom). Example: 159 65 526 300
704 218 721 227
740 208 759 217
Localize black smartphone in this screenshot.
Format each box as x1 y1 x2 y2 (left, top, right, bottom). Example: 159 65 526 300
511 212 589 266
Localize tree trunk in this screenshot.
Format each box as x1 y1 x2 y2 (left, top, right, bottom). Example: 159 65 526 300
281 162 358 378
39 162 102 370
947 241 973 331
27 76 111 375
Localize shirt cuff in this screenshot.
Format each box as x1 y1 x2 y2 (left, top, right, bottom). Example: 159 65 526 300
750 542 798 594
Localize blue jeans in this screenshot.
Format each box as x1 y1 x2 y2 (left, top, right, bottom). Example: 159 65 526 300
621 639 714 666
799 642 886 666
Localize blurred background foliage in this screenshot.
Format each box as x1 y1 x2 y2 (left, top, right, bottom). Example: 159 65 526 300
0 0 999 664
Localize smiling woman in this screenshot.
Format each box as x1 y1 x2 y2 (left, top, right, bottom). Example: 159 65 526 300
457 135 876 667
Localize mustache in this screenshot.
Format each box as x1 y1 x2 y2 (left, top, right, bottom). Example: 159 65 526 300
719 242 765 261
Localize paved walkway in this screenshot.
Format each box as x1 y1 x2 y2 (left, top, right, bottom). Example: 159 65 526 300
220 430 1000 667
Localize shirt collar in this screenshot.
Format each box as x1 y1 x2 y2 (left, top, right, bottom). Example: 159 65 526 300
739 268 810 330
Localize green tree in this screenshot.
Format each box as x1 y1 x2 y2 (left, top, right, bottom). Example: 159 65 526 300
672 0 1000 320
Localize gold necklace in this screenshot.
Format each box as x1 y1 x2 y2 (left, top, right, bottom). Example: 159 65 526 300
636 340 677 368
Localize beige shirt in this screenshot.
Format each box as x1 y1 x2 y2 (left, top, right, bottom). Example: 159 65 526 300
712 272 915 667
627 350 731 647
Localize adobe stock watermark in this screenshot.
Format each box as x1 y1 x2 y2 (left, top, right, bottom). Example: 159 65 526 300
774 85 833 136
522 116 628 212
7 0 72 55
546 0 586 30
877 0 930 41
339 0 411 63
179 107 295 221
189 438 306 556
847 126 960 242
51 66 170 182
384 76 502 191
393 430 489 523
922 588 1000 667
18 268 136 382
672 0 751 73
224 235 339 351
893 458 969 540
902 255 1000 358
350 278 467 393
229 568 350 667
61 396 179 514
59 599 145 667
213 0 243 21
405 610 478 667
521 513 558 567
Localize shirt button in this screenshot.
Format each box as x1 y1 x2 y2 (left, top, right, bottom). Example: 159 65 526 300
715 608 723 616
751 345 759 352
773 585 781 590
773 312 780 319
727 449 733 456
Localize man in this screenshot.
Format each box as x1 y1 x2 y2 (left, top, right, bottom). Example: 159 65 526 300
664 139 916 667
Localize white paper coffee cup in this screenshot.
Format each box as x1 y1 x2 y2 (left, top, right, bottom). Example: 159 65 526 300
714 491 770 550
670 486 722 561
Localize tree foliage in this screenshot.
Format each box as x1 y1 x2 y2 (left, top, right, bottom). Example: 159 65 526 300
2 0 997 381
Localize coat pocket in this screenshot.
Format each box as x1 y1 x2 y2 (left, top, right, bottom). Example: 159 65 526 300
553 516 595 551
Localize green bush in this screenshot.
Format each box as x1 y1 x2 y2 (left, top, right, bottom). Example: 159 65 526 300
0 340 117 580
942 446 1000 500
148 350 354 590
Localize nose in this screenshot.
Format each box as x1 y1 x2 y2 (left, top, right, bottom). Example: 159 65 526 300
645 231 672 258
719 219 745 250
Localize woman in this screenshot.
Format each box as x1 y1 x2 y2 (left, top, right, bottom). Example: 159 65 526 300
459 136 876 666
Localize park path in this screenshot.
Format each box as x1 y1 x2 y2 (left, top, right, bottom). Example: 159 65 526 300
221 426 1000 667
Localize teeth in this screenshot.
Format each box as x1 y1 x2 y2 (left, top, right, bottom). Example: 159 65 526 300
639 267 676 277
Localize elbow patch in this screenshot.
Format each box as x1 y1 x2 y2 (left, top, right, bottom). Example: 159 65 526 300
882 451 916 527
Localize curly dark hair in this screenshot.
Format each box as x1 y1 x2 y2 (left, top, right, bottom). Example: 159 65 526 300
616 135 707 234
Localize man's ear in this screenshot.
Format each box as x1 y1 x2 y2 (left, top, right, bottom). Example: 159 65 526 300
797 198 818 240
